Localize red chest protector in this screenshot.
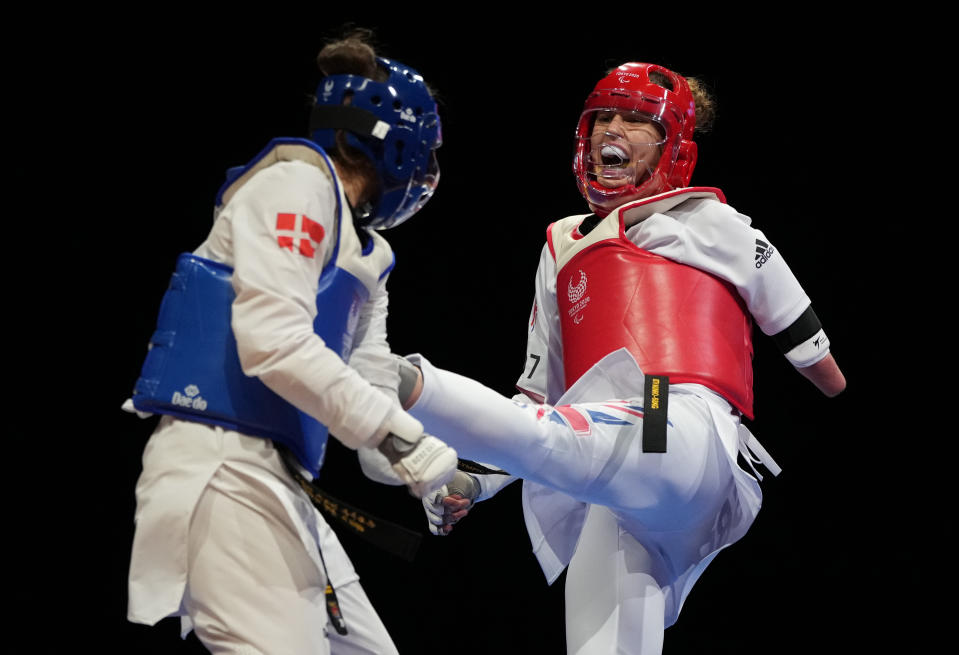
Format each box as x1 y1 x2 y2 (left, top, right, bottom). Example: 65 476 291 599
551 203 755 418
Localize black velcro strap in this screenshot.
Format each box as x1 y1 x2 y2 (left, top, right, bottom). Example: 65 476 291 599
642 375 669 453
457 459 511 476
771 305 823 354
309 105 389 140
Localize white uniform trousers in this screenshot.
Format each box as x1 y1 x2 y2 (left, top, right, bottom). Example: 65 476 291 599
409 350 762 654
128 417 399 655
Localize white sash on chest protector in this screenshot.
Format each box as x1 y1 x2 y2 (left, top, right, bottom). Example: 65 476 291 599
131 138 395 477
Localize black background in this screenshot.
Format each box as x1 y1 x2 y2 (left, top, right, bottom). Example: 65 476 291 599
33 9 924 654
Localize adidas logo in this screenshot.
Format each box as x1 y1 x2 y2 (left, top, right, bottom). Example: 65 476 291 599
754 239 775 269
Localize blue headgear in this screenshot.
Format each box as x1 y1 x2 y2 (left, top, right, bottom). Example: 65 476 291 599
310 57 442 230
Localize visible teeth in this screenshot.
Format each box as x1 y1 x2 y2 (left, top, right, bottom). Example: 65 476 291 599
601 144 628 166
601 145 625 158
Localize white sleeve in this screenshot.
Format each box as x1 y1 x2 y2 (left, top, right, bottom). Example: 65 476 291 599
348 275 409 485
632 198 830 366
515 243 566 405
347 274 401 396
634 200 811 331
475 470 518 502
222 161 397 449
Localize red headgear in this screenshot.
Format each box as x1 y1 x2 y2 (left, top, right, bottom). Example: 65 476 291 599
573 63 697 216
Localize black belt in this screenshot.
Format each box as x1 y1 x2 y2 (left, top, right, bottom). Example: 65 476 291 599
642 375 669 452
279 449 424 635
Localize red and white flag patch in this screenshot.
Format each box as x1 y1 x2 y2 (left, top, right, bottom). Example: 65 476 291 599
554 405 591 436
276 213 325 257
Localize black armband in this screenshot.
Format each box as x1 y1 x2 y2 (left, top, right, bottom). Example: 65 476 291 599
771 305 823 354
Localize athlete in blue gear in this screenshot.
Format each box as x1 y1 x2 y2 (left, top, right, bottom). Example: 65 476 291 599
125 32 455 654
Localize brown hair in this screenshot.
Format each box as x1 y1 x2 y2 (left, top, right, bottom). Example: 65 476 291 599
316 28 385 81
648 69 715 133
685 77 715 133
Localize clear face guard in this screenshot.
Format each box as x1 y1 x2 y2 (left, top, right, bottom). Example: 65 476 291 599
582 109 667 189
407 150 440 215
370 149 440 229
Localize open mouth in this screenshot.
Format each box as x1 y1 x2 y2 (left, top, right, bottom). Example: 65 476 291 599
592 143 632 182
600 144 629 168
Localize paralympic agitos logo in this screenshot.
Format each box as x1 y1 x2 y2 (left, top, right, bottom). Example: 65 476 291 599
567 270 590 324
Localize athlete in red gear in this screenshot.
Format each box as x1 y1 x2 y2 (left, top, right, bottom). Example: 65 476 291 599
409 62 845 655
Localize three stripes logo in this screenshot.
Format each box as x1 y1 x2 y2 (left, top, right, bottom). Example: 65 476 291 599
754 239 775 269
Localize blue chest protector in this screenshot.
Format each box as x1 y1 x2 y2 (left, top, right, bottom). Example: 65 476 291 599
132 139 394 477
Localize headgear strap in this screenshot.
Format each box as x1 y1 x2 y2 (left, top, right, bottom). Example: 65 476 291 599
309 105 391 141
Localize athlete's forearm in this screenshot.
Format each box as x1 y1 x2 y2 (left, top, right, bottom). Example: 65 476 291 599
796 353 846 397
